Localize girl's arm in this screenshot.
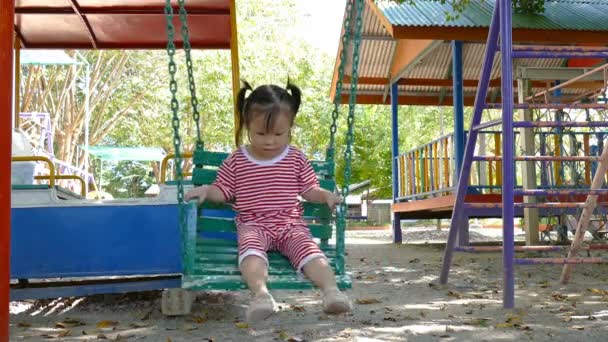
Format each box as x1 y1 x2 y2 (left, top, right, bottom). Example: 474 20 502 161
185 184 227 204
302 187 341 210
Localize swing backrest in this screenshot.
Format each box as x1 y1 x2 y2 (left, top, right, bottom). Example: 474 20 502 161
191 149 335 242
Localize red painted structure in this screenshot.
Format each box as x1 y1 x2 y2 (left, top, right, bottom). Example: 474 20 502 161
14 0 232 49
2 1 15 339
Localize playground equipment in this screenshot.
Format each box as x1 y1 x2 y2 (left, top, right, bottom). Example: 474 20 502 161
439 0 608 308
162 0 363 291
3 5 240 335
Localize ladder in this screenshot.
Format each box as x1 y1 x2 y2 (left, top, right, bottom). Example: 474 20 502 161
439 0 608 309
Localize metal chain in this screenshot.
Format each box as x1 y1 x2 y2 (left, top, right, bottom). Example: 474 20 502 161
177 0 203 149
337 0 364 248
328 0 354 160
164 0 185 206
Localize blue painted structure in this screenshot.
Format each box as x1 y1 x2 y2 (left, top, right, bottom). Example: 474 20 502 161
10 203 183 300
391 81 402 244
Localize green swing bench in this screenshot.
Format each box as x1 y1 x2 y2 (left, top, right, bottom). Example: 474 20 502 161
163 0 364 292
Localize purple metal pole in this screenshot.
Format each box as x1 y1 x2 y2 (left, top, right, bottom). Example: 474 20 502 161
512 51 608 59
500 0 515 309
439 3 500 284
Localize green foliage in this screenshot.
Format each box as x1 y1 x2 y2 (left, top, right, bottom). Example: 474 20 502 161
100 0 457 200
392 0 545 17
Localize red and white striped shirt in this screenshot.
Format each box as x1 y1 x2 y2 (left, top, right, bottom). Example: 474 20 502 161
213 145 319 224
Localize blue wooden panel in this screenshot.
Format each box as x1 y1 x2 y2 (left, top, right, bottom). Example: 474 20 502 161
10 278 181 301
11 204 182 279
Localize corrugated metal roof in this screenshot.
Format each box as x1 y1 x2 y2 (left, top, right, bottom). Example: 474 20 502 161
378 0 608 31
333 1 607 105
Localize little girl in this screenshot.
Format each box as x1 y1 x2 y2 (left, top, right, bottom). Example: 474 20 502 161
185 81 352 321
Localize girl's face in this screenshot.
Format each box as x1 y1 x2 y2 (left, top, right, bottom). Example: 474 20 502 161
247 111 292 160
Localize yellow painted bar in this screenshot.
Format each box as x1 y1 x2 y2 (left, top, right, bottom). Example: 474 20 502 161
35 175 86 196
14 36 21 128
423 146 429 192
230 0 241 146
160 152 193 184
494 133 502 186
414 149 420 193
433 142 439 191
584 135 590 185
12 156 55 187
408 154 415 195
554 134 562 186
443 137 449 188
399 155 406 196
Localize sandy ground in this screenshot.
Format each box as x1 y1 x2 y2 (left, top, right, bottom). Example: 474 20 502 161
9 227 608 341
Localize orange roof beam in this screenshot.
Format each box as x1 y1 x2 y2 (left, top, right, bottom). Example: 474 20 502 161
392 26 608 45
347 76 605 90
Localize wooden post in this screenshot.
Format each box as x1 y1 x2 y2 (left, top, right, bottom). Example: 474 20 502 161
561 140 608 283
518 78 539 245
229 0 241 146
13 36 20 128
1 0 15 339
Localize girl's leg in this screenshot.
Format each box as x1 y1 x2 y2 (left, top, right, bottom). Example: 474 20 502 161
302 258 352 314
240 255 270 296
240 255 277 321
278 227 352 314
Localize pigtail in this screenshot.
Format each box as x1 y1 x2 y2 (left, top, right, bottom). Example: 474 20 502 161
286 78 301 114
235 80 253 146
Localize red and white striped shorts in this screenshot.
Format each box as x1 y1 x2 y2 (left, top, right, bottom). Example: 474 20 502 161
237 221 326 272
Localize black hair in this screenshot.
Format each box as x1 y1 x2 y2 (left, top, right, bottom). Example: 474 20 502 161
235 79 301 146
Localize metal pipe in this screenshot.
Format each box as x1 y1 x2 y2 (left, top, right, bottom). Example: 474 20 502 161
473 156 600 162
485 103 608 109
527 63 608 101
513 121 608 128
514 189 608 196
391 81 401 243
439 2 500 285
517 257 608 265
500 0 515 309
160 152 193 184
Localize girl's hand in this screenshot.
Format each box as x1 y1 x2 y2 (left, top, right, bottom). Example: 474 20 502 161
185 185 208 204
325 191 342 211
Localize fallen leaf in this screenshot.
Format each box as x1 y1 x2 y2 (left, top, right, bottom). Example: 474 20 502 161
355 298 381 305
40 334 55 339
409 258 420 263
97 334 108 340
167 338 172 342
277 330 289 340
587 288 608 296
465 309 474 315
587 315 597 320
287 337 304 342
447 290 462 299
17 322 31 328
496 322 516 329
539 280 550 288
292 305 306 312
365 275 376 280
58 330 71 337
96 320 119 328
563 317 573 322
235 322 249 329
466 318 492 327
571 325 585 330
552 293 568 301
129 323 150 328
